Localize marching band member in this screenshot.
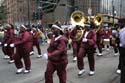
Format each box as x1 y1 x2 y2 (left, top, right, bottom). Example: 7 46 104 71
32 28 42 58
103 26 112 50
43 23 68 83
2 24 15 63
27 28 34 55
77 23 97 76
64 27 71 50
70 25 83 62
96 27 105 56
2 29 9 59
10 25 33 74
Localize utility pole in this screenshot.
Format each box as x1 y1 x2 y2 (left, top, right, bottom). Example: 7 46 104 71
38 0 40 20
37 0 40 24
27 0 30 27
112 0 115 26
120 0 122 18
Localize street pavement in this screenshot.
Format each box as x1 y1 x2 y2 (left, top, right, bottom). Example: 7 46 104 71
0 44 120 83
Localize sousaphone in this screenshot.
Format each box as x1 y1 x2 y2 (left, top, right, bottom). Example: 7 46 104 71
70 11 89 41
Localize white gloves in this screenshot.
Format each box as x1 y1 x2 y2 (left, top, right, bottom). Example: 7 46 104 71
0 42 2 45
10 44 14 47
104 39 110 42
4 43 8 47
30 30 33 34
43 53 48 60
82 38 88 42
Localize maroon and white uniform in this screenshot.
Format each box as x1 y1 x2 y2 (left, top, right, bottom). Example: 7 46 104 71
77 30 97 71
96 28 105 54
33 31 42 55
2 28 15 61
70 27 81 59
45 35 68 83
14 30 33 71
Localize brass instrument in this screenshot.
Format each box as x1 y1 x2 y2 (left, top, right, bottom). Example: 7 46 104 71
73 27 84 41
71 11 89 27
93 14 103 33
93 14 103 26
70 11 88 41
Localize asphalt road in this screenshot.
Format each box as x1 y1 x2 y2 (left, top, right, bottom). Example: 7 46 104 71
0 44 120 83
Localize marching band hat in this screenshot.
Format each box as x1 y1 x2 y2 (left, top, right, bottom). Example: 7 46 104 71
51 20 62 31
103 24 108 27
21 25 27 29
84 22 91 27
32 28 37 31
4 23 12 29
52 24 63 31
52 22 64 35
4 24 11 28
6 24 11 28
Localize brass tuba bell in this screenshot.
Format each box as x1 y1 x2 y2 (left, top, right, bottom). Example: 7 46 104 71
70 11 89 41
70 11 89 27
93 14 103 26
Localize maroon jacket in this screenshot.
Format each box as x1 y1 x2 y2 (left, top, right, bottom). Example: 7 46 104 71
81 30 97 48
47 36 68 64
3 28 15 44
33 32 40 44
64 30 70 39
96 29 105 42
70 27 82 44
103 29 112 39
14 31 33 54
70 28 78 41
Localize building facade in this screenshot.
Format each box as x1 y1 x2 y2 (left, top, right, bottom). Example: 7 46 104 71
41 0 118 25
2 0 37 27
2 0 125 27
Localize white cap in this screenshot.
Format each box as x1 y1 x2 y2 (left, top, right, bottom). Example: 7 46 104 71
32 28 37 30
85 24 90 27
52 24 63 31
6 24 11 28
21 25 27 29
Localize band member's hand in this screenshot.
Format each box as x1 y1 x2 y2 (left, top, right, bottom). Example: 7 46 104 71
30 30 33 34
0 42 2 45
4 43 8 47
110 35 112 38
10 44 14 47
82 38 88 42
43 53 48 60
